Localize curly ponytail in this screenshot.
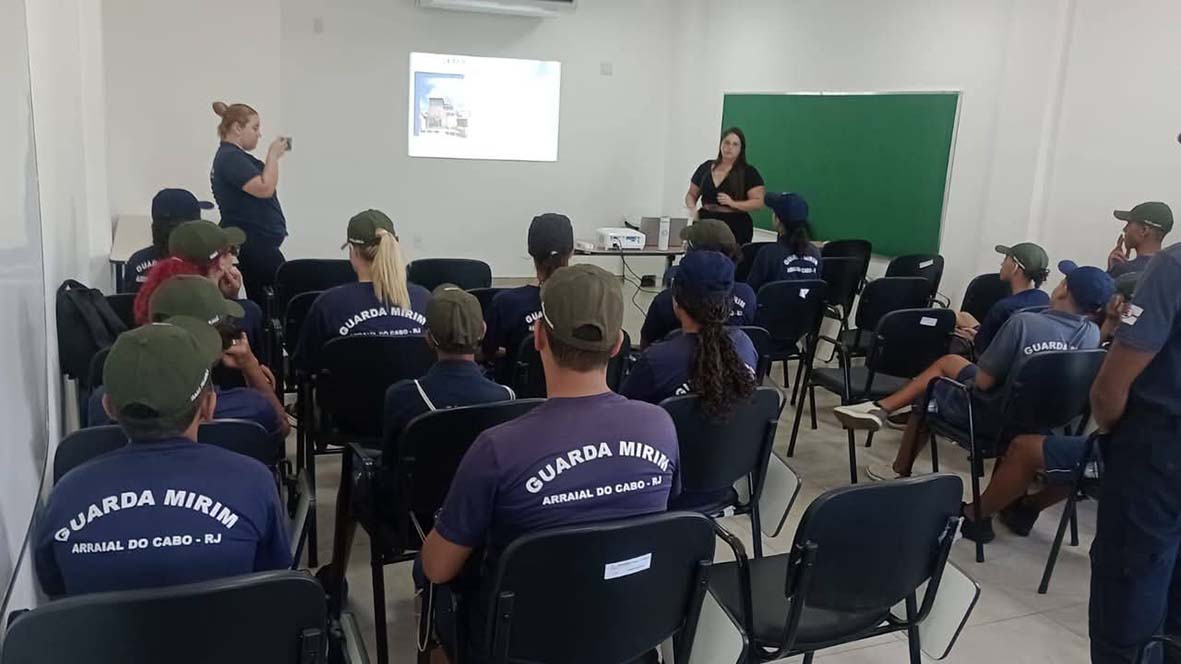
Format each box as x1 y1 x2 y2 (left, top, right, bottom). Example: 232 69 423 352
675 289 756 420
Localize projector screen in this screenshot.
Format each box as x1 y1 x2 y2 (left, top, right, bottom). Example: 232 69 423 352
408 52 561 162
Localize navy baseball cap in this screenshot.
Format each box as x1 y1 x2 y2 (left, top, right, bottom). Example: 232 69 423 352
1058 261 1115 313
674 250 735 298
151 188 213 224
764 192 809 224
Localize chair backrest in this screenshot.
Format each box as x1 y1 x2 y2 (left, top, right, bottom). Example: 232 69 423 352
274 259 355 314
398 400 544 520
753 280 828 351
820 239 872 287
54 426 128 484
959 273 1011 323
104 293 137 330
318 336 437 437
735 242 776 283
282 290 323 355
786 475 961 618
998 350 1107 437
513 330 632 398
866 308 956 379
738 326 773 383
853 277 932 333
885 254 945 303
660 387 780 494
820 257 863 316
86 346 112 390
0 571 327 664
483 512 715 664
407 258 492 291
468 287 505 314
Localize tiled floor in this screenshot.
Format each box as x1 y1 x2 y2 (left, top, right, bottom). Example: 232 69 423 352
295 276 1099 663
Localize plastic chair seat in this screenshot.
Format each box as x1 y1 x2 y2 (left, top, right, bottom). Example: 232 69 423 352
667 487 741 515
809 367 908 400
710 557 889 648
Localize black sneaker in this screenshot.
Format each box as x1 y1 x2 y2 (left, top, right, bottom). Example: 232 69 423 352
1000 499 1040 537
959 512 996 544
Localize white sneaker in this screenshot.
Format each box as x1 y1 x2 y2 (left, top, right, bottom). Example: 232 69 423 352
833 401 887 431
866 463 904 482
885 405 913 431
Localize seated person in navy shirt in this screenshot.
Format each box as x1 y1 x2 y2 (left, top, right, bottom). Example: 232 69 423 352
836 261 1111 495
1107 200 1172 278
35 318 291 597
745 192 821 293
640 219 756 348
384 285 515 445
482 213 573 382
955 243 1051 355
123 188 212 294
87 276 288 437
421 264 679 594
293 209 430 370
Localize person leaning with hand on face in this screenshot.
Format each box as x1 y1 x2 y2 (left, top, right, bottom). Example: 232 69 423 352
1107 201 1172 278
210 101 290 307
685 127 766 245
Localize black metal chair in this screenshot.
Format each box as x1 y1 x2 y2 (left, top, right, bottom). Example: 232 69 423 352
53 426 128 483
0 571 327 664
834 277 932 360
803 308 956 483
407 258 492 291
821 239 872 291
322 400 543 664
959 272 1011 323
708 474 963 663
512 330 632 398
886 254 946 306
265 260 355 383
819 257 865 339
739 325 773 384
85 347 112 395
104 293 137 330
926 349 1106 562
753 280 827 402
1038 433 1101 594
660 387 783 557
272 290 323 396
461 513 716 664
736 242 776 283
467 286 505 314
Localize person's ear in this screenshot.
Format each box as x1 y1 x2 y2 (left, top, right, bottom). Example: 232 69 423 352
102 394 117 420
610 330 624 359
480 321 487 338
534 319 547 353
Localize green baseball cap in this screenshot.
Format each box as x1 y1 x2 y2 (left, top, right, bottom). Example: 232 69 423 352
168 220 245 263
426 284 484 352
148 275 244 325
1114 201 1173 233
103 317 222 419
994 242 1049 272
539 264 623 352
343 209 396 249
680 218 738 251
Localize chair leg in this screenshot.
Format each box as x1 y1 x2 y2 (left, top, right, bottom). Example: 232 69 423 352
808 384 818 430
1069 507 1080 547
970 455 985 563
787 372 809 458
1038 492 1079 594
802 653 815 664
372 548 390 664
864 431 874 448
750 506 764 559
906 594 922 664
791 358 805 405
929 433 940 473
306 431 319 568
847 429 859 484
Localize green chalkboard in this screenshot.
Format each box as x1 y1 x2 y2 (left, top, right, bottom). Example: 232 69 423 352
720 92 959 257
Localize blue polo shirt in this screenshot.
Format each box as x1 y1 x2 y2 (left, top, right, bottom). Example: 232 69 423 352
744 242 821 293
292 281 431 369
640 284 756 347
85 386 281 435
124 246 162 293
383 360 516 447
34 438 290 597
210 142 287 244
621 328 758 404
974 288 1050 352
1115 245 1181 416
482 284 541 360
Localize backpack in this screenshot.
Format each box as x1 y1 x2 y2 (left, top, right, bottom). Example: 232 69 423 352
55 279 128 383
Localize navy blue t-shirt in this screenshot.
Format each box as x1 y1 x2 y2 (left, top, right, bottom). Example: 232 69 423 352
745 242 821 294
211 142 287 244
641 284 756 347
1109 253 1154 279
383 360 515 447
35 438 291 597
293 281 431 369
974 287 1050 352
482 285 541 359
86 386 281 435
433 392 678 558
621 328 758 404
124 246 162 293
1115 245 1181 416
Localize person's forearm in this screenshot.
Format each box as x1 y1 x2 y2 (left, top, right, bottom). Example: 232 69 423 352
243 362 291 435
727 197 763 212
261 154 280 195
684 193 698 211
1091 383 1128 432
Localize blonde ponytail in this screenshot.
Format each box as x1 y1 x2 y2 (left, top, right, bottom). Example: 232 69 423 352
363 229 411 309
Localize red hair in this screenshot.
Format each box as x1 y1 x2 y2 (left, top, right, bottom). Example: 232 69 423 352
134 257 204 325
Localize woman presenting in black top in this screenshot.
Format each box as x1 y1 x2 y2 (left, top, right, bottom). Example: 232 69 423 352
685 127 766 245
209 101 290 306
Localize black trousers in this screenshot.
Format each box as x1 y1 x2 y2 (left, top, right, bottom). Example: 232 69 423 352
236 238 286 308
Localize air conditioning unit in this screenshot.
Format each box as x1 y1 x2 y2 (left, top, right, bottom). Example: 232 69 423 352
418 0 575 19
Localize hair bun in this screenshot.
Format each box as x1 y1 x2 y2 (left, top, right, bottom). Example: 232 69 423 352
212 101 228 117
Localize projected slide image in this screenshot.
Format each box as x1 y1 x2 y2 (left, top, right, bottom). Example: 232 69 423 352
409 52 561 162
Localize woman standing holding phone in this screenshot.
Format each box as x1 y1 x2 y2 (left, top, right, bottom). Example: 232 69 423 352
685 127 766 245
210 101 290 306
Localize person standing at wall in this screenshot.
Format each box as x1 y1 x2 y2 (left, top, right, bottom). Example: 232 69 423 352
685 127 766 245
209 101 290 306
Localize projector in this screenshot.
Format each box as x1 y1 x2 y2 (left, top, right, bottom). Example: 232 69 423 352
595 227 645 251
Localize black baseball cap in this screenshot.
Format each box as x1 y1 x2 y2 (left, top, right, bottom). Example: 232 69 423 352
1058 261 1115 313
540 264 623 353
152 188 213 224
528 213 574 258
1114 201 1173 234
